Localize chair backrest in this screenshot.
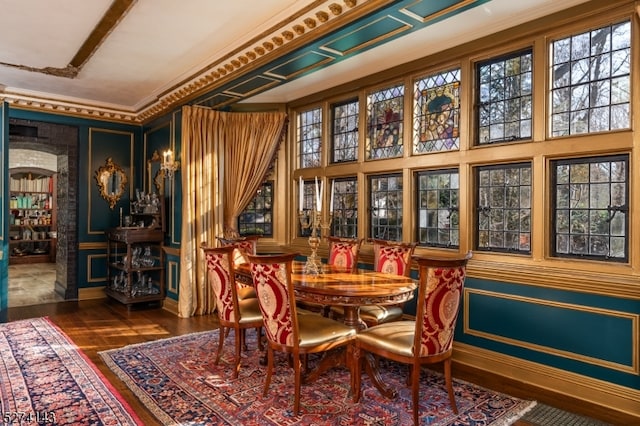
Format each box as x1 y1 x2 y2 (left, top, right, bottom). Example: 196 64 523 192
201 245 239 323
370 239 417 277
412 251 472 357
327 237 363 272
217 235 260 266
247 253 299 348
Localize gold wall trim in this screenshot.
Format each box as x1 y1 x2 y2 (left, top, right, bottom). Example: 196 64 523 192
79 242 107 250
464 288 639 374
167 260 179 294
87 128 134 235
454 342 640 417
163 246 180 257
467 259 640 300
87 254 107 283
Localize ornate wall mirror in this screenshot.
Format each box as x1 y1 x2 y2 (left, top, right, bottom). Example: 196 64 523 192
95 157 127 209
147 150 164 194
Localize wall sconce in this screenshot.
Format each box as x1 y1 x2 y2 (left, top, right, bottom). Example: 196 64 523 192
161 150 180 179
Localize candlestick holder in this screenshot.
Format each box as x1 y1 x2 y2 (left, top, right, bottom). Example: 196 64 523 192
299 209 333 275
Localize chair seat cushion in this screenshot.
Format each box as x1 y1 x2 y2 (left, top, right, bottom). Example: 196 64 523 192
359 305 403 324
238 298 263 324
237 285 256 300
356 321 415 357
297 313 356 348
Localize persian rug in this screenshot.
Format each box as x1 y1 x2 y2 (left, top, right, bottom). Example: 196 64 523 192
0 317 142 425
101 329 536 425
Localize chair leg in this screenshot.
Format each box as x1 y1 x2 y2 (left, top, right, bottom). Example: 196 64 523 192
263 347 274 397
293 354 302 415
233 327 242 379
256 327 263 351
443 358 458 414
411 363 421 426
215 326 226 364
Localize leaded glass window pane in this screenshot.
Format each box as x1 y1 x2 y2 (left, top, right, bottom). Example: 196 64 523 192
370 174 403 241
413 69 461 153
298 107 322 168
299 179 316 237
550 21 630 137
417 169 459 247
476 163 531 253
238 182 273 237
330 177 358 238
331 99 358 163
477 49 533 145
366 85 404 160
552 155 628 261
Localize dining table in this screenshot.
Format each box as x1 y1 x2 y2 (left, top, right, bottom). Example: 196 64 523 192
235 260 417 398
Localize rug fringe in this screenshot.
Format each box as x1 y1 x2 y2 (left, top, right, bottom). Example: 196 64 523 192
490 400 538 426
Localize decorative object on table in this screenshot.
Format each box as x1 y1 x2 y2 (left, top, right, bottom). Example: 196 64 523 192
0 317 142 425
298 176 333 274
94 157 128 209
100 327 535 425
354 251 473 426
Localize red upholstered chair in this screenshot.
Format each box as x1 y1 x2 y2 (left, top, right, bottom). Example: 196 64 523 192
358 239 417 326
201 245 263 378
327 236 363 272
354 251 472 425
217 235 261 300
247 253 356 415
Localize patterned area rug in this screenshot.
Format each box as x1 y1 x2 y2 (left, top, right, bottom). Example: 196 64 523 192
0 317 142 425
101 329 536 425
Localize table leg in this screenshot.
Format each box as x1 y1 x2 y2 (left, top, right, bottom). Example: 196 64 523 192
342 306 366 330
363 352 398 399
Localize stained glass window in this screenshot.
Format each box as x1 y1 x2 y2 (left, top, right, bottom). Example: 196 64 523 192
330 177 358 238
476 163 531 253
416 169 459 247
370 173 403 241
550 21 630 136
552 155 627 261
477 49 532 145
331 99 359 163
366 84 404 160
298 107 322 168
413 69 460 153
238 181 273 237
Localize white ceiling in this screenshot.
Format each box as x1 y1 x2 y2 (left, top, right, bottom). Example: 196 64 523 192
0 0 590 123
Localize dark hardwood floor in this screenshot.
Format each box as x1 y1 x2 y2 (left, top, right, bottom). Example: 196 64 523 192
4 299 636 425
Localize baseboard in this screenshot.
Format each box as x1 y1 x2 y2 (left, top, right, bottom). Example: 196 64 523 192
78 287 107 300
162 297 178 315
454 342 640 417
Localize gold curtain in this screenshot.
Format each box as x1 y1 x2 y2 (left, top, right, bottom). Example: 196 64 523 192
222 111 287 237
178 106 287 317
178 105 220 317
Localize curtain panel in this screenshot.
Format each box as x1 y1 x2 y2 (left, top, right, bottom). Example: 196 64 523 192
179 106 287 317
